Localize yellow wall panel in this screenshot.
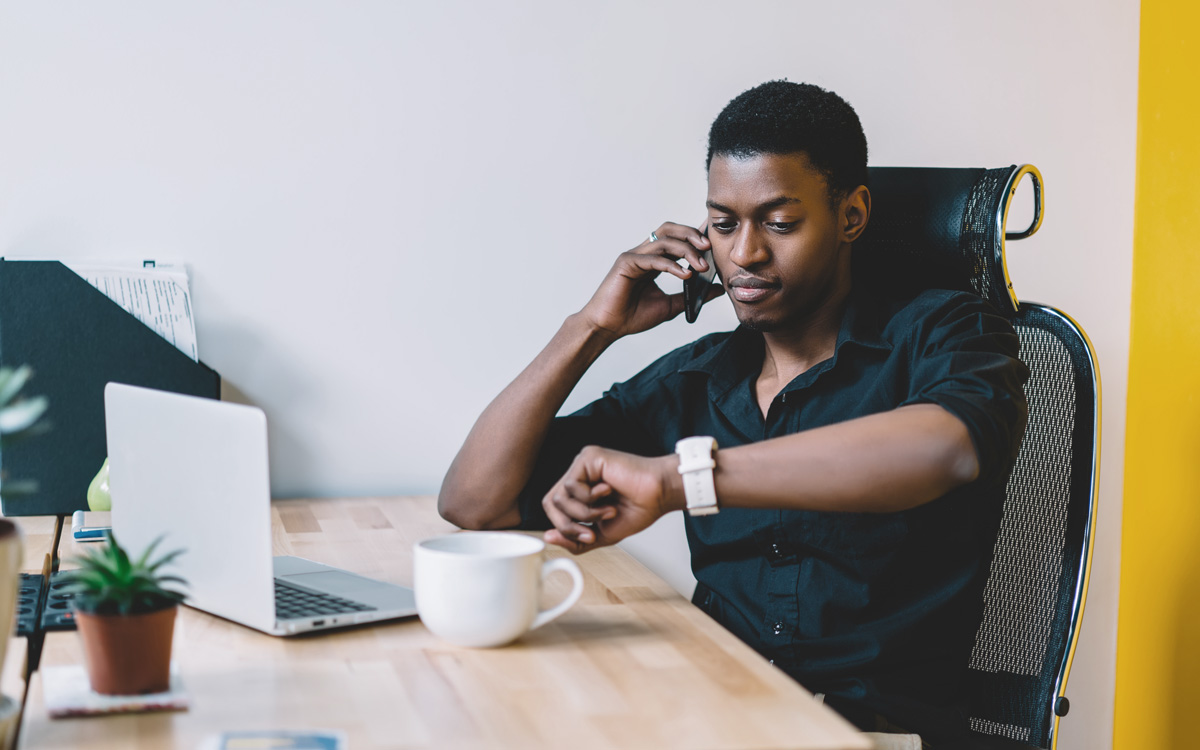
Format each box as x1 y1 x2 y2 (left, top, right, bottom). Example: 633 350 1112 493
1117 1 1200 747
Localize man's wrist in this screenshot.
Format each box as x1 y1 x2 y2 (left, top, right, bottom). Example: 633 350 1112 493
563 312 620 353
659 454 687 514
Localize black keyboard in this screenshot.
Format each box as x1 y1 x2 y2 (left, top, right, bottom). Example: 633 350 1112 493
274 579 376 621
16 573 44 636
16 571 83 634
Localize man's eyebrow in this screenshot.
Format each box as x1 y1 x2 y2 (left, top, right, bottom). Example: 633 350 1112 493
760 196 803 210
705 196 803 213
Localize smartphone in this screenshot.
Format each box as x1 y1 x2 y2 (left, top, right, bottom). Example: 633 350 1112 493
683 229 718 323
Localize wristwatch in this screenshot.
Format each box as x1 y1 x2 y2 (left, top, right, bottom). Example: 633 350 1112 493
675 436 719 516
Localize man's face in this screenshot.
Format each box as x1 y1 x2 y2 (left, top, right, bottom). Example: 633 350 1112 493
706 152 854 332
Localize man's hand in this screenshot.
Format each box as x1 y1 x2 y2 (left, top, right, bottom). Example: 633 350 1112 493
438 222 718 532
579 222 723 341
541 446 685 554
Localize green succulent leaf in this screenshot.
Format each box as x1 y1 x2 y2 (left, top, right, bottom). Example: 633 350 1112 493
134 536 164 569
112 543 132 579
67 531 188 615
0 479 39 500
0 366 32 406
89 565 122 588
0 420 51 450
0 365 50 500
0 396 49 435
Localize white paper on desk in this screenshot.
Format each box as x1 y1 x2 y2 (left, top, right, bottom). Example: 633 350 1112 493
63 261 199 361
42 664 189 718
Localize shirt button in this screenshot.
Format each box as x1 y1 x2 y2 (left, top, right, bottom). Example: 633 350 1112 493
770 542 784 561
772 622 785 635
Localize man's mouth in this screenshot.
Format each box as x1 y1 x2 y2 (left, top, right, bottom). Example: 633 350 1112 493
727 276 779 303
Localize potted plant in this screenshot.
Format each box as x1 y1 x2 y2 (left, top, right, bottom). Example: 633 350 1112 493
67 534 187 695
0 364 50 503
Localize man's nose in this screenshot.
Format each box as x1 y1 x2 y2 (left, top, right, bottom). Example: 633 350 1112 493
729 227 769 268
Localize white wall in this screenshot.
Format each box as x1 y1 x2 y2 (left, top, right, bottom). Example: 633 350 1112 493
0 2 1138 747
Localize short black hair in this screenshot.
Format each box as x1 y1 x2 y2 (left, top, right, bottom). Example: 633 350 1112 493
706 80 868 201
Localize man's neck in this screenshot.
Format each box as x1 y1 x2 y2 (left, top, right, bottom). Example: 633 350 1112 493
758 283 851 391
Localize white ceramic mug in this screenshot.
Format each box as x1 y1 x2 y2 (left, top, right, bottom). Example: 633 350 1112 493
414 532 584 648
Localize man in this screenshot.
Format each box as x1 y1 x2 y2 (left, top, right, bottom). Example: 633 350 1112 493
440 81 1028 747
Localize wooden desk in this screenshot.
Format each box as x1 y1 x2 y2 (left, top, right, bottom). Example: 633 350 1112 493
20 498 870 750
11 518 57 579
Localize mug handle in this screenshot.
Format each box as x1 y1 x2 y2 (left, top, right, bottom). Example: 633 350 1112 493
529 558 584 631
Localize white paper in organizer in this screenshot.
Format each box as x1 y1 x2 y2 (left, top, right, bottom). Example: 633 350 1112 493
62 261 199 362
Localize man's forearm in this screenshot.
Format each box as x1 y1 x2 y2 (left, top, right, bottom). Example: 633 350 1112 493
439 314 616 529
663 404 981 515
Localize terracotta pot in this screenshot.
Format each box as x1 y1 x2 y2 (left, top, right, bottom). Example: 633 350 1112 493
75 605 177 695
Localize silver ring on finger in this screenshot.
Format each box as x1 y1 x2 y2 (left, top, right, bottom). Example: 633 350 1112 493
648 231 658 243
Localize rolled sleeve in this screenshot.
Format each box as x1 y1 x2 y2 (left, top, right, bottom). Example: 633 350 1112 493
900 294 1030 487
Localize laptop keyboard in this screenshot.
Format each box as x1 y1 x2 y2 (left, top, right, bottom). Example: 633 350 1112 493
274 579 377 621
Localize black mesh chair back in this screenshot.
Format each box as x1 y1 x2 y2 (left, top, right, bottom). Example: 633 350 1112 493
856 166 1099 750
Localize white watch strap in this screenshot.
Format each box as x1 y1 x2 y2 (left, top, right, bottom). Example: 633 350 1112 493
676 436 718 516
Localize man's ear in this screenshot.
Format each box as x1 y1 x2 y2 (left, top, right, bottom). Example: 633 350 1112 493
841 185 871 243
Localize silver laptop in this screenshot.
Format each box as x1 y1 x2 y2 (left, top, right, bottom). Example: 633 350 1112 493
104 382 417 636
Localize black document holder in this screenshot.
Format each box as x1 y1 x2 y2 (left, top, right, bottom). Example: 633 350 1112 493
0 260 220 516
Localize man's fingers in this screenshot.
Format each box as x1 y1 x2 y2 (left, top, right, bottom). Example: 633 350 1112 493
652 221 711 251
622 253 692 281
544 529 591 555
658 285 719 323
633 238 709 276
562 479 594 501
544 447 621 548
554 494 609 523
633 231 710 275
556 488 612 524
545 527 614 554
542 489 596 544
661 291 687 320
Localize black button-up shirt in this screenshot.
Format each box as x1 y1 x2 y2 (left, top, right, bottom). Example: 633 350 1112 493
517 287 1029 744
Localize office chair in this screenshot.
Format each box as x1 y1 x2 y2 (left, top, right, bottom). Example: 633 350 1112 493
854 165 1100 750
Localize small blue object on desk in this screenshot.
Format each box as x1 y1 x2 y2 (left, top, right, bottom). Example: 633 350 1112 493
203 731 346 749
71 510 110 542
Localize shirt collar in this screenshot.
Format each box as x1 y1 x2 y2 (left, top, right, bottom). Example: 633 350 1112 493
677 285 893 392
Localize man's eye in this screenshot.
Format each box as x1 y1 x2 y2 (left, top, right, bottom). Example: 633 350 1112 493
711 221 736 233
767 221 798 232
